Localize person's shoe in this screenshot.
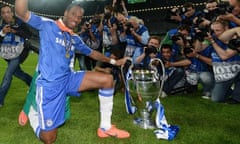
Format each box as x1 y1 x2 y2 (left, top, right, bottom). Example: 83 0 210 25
97 125 130 139
160 91 167 98
18 110 28 126
225 98 240 104
201 92 211 100
201 95 211 99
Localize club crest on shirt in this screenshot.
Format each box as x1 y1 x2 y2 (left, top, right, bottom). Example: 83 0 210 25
46 119 53 127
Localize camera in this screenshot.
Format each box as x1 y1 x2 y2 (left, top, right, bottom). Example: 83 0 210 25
125 22 133 35
116 21 124 31
91 15 102 25
165 7 185 23
170 7 180 16
145 45 158 55
11 24 18 29
104 12 112 20
215 2 233 15
183 46 194 55
85 21 90 27
171 32 184 42
83 20 92 33
228 37 240 53
194 14 205 27
7 23 19 30
194 27 212 42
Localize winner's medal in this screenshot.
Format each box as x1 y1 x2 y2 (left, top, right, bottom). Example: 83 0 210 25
62 31 72 59
65 52 70 58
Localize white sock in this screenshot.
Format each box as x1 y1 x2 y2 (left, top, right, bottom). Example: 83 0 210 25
98 88 114 130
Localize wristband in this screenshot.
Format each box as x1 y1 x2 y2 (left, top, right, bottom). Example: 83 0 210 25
110 59 116 65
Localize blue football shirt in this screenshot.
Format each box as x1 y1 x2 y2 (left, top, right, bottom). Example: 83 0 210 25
27 12 92 84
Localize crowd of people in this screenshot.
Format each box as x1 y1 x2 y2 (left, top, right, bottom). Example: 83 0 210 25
0 0 240 143
160 0 240 103
71 0 240 104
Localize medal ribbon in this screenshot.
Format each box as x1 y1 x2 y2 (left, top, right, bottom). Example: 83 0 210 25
55 19 74 35
56 19 73 58
62 32 72 58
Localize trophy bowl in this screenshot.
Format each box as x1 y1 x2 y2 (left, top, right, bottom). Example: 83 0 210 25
127 69 161 129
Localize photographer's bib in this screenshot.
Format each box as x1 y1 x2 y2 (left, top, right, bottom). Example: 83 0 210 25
124 46 136 57
0 34 24 60
213 61 240 82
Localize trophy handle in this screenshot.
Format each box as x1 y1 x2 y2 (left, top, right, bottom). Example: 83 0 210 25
149 58 166 99
121 57 133 91
121 58 137 115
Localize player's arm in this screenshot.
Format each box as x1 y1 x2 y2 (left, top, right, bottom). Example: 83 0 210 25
89 50 127 66
89 50 111 63
15 0 31 22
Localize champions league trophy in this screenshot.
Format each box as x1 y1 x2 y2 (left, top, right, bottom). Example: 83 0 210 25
122 58 179 140
127 59 163 129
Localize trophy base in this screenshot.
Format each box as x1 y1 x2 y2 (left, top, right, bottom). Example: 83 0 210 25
133 118 156 129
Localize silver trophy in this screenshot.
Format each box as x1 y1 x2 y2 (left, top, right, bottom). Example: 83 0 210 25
124 58 165 129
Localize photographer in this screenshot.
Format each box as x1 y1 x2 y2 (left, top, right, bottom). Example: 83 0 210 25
160 44 187 96
102 4 122 57
192 17 212 52
217 0 240 26
133 36 161 66
79 16 102 50
207 20 240 104
133 36 188 97
0 5 32 107
184 43 214 99
202 0 219 21
119 16 150 57
112 0 128 17
170 2 202 26
161 25 192 57
193 16 212 30
78 15 102 70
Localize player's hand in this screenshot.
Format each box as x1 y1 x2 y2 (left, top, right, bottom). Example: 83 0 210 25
115 57 131 66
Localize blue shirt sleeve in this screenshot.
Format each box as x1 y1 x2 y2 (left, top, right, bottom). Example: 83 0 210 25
132 47 144 64
140 30 150 45
27 12 54 31
72 34 93 56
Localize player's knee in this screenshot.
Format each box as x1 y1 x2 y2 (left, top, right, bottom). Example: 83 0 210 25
40 135 57 144
102 74 114 88
40 131 57 144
